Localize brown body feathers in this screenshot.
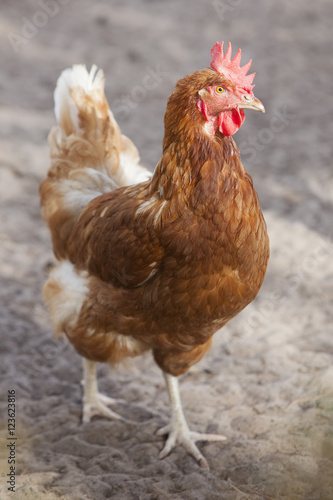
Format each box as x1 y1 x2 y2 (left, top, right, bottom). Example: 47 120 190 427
41 66 269 377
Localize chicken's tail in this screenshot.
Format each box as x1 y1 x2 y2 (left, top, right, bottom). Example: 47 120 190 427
40 64 151 259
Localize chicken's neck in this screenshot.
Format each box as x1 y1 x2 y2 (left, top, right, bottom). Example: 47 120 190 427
149 99 250 217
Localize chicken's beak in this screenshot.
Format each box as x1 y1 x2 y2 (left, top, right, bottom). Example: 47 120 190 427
239 96 265 113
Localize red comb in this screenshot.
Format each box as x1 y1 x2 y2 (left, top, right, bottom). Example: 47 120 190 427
210 42 255 90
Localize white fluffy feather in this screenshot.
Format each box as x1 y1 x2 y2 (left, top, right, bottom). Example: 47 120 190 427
54 64 105 130
43 261 90 337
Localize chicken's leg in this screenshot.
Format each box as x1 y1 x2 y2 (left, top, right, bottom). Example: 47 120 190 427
158 372 227 469
82 358 125 423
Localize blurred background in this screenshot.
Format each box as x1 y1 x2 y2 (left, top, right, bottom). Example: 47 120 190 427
0 1 332 499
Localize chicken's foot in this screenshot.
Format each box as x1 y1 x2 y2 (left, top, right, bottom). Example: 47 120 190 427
82 359 127 423
158 372 227 469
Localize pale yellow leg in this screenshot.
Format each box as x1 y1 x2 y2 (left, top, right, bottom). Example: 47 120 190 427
82 358 126 423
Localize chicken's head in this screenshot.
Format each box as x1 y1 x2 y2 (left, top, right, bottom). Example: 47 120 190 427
197 42 265 137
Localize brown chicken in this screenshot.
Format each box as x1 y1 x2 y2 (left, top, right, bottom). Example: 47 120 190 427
40 42 269 469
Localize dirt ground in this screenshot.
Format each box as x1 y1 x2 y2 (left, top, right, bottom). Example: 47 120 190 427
0 0 333 499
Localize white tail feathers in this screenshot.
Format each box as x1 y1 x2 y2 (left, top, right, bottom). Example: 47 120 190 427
54 64 105 131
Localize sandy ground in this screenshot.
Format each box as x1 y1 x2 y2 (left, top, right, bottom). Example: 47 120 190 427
0 0 333 499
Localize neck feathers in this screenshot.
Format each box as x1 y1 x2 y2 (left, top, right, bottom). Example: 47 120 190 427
149 82 245 216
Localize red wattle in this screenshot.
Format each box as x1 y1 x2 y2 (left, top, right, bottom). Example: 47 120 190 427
218 108 245 136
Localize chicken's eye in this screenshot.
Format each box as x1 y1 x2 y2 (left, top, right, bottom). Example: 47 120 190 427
215 86 225 94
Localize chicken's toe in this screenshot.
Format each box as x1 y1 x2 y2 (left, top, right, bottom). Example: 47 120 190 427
98 393 126 406
156 423 171 437
83 396 126 423
190 430 227 442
